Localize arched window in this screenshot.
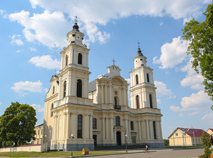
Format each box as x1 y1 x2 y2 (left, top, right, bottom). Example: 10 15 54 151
65 55 68 66
149 94 153 108
63 81 66 97
115 116 120 126
130 121 134 130
77 79 82 97
77 114 83 138
51 104 54 117
136 95 140 109
136 75 139 85
147 73 150 82
53 86 55 94
78 53 82 65
93 118 97 129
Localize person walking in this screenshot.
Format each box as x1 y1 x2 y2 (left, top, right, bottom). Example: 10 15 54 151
145 145 149 153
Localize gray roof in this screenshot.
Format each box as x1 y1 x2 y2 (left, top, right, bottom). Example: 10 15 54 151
88 80 96 92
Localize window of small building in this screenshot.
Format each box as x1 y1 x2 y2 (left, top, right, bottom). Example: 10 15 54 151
136 95 140 109
115 116 120 126
149 94 153 108
136 75 139 84
38 130 40 135
77 79 82 97
51 104 54 117
93 118 97 129
153 121 157 139
130 121 134 130
63 81 67 97
78 53 82 65
175 133 178 136
77 114 83 138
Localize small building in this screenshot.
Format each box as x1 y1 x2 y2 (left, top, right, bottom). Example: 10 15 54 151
32 124 44 144
207 128 213 136
168 127 204 146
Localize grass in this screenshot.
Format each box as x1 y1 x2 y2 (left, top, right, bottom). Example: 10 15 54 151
166 145 203 149
0 150 125 157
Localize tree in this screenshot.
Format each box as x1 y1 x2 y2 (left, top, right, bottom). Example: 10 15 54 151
164 139 169 146
199 131 212 158
182 4 213 110
0 102 37 147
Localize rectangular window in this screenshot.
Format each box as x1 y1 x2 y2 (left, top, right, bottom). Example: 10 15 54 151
93 118 97 129
149 94 153 108
130 121 134 130
153 121 157 139
38 130 40 135
175 133 178 136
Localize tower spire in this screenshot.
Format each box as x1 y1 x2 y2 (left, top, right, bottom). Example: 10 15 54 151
137 41 143 56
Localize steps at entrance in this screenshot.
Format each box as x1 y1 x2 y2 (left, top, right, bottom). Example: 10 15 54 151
95 144 145 150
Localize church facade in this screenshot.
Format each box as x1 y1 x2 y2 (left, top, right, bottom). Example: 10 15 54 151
43 22 164 151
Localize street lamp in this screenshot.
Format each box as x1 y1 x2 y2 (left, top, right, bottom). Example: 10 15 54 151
71 134 74 157
125 134 128 153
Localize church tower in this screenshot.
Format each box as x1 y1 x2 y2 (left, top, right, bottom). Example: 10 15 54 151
129 47 157 109
49 21 94 151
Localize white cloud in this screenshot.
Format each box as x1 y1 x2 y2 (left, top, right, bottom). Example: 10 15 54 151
11 34 24 46
155 81 175 98
160 22 164 26
157 99 161 103
170 90 212 112
201 113 213 120
0 9 8 18
188 112 198 116
30 47 36 51
11 80 46 95
31 104 44 112
7 0 206 48
180 58 204 90
16 50 21 53
153 36 189 69
29 55 60 70
0 102 2 106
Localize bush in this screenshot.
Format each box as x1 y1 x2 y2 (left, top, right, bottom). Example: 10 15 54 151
199 132 212 158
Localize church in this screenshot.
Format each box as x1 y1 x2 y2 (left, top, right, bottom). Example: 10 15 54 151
43 21 164 151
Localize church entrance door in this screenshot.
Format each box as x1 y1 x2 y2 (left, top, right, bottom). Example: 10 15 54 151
116 131 121 146
93 135 97 146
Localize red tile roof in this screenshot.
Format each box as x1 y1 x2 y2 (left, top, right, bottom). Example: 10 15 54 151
169 127 205 138
177 127 204 137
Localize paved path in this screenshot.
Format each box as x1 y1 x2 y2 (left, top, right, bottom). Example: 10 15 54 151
84 148 204 158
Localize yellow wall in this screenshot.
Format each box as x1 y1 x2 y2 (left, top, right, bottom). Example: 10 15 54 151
169 129 202 146
207 129 213 136
32 125 43 144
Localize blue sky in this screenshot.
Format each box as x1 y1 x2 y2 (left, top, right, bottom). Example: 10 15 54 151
0 0 212 139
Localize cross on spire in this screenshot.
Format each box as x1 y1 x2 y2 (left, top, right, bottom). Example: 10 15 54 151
138 41 140 48
75 15 78 23
112 59 116 65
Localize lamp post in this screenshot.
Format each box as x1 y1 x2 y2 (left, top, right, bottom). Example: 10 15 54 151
71 134 74 157
125 134 128 153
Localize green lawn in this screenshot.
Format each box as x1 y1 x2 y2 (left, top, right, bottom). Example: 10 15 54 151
0 150 125 157
166 145 203 149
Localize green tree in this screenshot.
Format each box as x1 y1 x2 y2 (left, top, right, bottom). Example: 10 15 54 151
164 139 169 146
182 4 213 110
199 131 212 158
0 102 37 147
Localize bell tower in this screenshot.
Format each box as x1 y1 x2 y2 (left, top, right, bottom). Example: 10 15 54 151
129 46 157 109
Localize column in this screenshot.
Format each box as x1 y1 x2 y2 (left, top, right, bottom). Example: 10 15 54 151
89 115 93 139
58 78 62 99
125 118 129 139
146 120 150 139
109 84 112 104
71 113 77 139
123 86 126 105
106 118 109 140
119 88 122 105
63 112 67 139
67 75 71 96
105 85 107 104
149 120 154 139
138 120 141 141
142 120 146 139
101 84 104 104
102 117 105 141
128 120 131 140
136 120 139 142
53 116 56 140
83 115 89 139
159 121 162 140
110 117 114 140
67 113 70 139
